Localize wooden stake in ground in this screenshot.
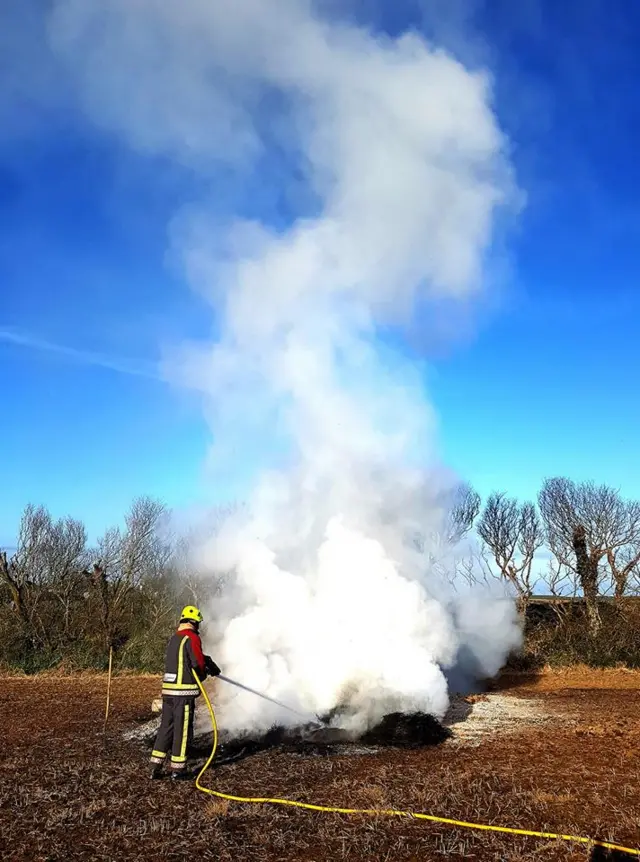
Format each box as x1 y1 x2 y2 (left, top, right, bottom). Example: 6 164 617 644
103 646 113 733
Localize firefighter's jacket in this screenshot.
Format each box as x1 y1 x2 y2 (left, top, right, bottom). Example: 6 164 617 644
162 624 207 697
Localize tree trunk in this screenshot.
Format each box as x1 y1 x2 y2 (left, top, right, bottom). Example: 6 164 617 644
515 591 530 618
572 525 601 635
91 564 113 655
608 550 640 602
0 552 35 648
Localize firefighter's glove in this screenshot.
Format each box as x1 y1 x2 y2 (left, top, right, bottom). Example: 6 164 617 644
205 656 221 678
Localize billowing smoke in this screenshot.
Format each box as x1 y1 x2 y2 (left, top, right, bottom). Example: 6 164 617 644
49 0 522 733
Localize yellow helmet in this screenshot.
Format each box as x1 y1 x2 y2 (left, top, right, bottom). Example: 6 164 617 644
180 605 203 623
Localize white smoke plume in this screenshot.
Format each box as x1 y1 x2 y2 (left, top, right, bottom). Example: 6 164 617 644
48 0 522 733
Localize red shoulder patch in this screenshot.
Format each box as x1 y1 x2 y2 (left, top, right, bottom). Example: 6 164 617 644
182 629 206 672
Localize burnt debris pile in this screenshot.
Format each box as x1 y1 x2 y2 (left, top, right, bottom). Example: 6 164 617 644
360 711 452 747
190 711 451 764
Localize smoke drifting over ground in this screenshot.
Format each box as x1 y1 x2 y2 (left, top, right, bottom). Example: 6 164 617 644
49 0 521 732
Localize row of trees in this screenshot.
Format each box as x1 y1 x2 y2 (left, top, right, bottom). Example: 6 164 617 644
451 478 640 634
0 498 197 671
2 476 639 670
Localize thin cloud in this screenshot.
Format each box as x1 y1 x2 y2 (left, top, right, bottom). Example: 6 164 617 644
0 327 161 381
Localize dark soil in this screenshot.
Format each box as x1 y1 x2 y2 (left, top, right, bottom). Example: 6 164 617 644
2 670 640 861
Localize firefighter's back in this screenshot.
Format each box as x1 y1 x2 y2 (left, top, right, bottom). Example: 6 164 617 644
161 632 199 697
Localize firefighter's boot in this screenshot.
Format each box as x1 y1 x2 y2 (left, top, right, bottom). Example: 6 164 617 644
170 769 191 781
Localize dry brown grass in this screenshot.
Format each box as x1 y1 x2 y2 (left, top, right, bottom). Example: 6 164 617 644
495 665 640 691
0 668 159 679
2 670 640 861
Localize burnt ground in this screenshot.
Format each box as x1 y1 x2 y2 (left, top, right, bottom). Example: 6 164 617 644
181 709 453 769
2 669 640 861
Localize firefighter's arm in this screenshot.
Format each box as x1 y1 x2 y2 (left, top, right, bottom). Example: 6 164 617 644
204 655 221 677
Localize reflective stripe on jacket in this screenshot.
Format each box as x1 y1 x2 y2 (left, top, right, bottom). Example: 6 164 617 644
161 625 206 697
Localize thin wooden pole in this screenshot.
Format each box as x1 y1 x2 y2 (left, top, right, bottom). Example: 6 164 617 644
103 646 113 733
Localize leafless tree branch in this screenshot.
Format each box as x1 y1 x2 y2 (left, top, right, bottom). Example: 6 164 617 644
477 493 543 611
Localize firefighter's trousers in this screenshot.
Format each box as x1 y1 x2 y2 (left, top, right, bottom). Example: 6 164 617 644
150 696 196 771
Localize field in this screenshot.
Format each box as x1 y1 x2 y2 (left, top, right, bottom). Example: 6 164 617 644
2 669 640 862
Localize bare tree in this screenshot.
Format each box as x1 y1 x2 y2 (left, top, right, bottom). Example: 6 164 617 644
90 497 172 655
0 505 88 651
169 502 244 605
7 505 51 643
625 551 640 597
451 548 502 592
538 478 640 634
122 497 173 584
477 493 544 611
171 535 205 607
538 553 579 624
0 549 31 639
42 515 88 644
447 483 481 544
607 533 640 600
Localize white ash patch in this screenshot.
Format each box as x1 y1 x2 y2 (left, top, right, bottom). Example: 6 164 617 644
123 716 160 743
444 694 558 745
123 699 213 744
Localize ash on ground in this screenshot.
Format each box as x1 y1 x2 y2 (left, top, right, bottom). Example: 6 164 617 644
126 705 451 761
443 692 555 744
124 692 557 760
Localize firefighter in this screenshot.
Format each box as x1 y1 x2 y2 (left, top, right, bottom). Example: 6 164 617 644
150 605 221 780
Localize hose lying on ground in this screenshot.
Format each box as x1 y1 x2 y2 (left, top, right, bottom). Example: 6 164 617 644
193 673 639 857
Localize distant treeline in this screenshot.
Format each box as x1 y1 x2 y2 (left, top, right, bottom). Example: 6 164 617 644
0 498 217 673
2 476 640 673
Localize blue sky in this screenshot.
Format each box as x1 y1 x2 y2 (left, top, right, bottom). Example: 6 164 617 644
2 0 640 545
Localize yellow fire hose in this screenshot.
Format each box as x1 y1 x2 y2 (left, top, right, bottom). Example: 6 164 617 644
194 674 639 857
